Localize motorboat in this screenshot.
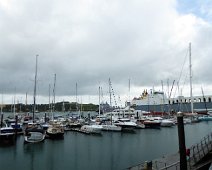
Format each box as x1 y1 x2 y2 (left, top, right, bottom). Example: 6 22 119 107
24 123 45 143
160 119 175 127
80 124 103 134
135 116 161 129
101 124 122 131
104 106 138 120
143 119 161 129
0 126 15 145
46 124 64 139
114 118 137 129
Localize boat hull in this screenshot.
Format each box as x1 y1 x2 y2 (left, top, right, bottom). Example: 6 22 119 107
143 121 161 129
80 125 102 134
24 125 45 143
0 133 15 145
46 127 64 139
0 127 16 145
24 131 45 143
135 102 212 115
102 125 122 131
46 132 64 139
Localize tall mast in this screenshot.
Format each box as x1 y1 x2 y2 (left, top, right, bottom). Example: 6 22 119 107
98 86 101 116
33 55 38 122
76 82 78 111
128 78 131 104
1 93 3 115
53 74 56 112
48 84 51 115
189 43 194 114
109 78 112 106
51 74 56 121
161 80 165 112
0 93 3 128
13 88 16 117
25 92 28 106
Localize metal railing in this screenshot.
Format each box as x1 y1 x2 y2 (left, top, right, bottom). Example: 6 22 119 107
187 132 212 169
154 160 180 170
127 132 212 170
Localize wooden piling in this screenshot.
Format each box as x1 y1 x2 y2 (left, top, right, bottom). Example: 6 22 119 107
177 112 187 170
15 114 18 139
44 112 47 123
0 113 3 128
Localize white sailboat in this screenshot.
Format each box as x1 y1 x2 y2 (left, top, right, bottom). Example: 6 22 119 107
24 55 45 143
80 86 103 133
46 74 64 139
98 86 122 132
183 43 197 116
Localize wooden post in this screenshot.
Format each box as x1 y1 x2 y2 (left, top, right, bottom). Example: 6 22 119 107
0 113 3 128
44 112 47 123
177 112 187 170
15 114 18 139
88 113 90 124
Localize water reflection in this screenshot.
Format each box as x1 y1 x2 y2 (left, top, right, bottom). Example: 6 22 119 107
23 141 45 170
0 122 211 170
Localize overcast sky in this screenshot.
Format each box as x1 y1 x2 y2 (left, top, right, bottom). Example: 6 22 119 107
0 0 212 105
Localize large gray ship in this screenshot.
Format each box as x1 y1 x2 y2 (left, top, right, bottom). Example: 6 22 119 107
131 89 212 115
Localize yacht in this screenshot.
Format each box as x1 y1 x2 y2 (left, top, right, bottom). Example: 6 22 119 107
114 118 137 129
0 126 15 145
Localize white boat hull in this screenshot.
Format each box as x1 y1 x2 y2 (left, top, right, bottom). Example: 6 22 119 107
24 131 45 143
81 125 102 133
102 125 122 131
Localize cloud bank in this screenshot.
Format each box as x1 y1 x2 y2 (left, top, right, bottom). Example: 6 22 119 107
0 0 212 104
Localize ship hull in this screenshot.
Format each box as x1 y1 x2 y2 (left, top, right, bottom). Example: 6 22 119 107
135 102 212 115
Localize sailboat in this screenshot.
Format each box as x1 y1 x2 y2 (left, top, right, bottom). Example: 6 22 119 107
46 74 64 139
99 86 122 132
0 103 16 145
24 55 46 143
40 84 51 130
183 43 198 116
80 86 104 134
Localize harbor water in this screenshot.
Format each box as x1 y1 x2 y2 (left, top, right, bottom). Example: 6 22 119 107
0 117 211 170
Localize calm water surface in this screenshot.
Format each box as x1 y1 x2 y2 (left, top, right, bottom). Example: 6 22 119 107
0 121 211 170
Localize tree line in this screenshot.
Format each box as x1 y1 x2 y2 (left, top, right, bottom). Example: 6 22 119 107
1 101 99 113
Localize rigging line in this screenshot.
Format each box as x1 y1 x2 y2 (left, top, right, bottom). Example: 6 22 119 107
118 95 122 108
169 80 175 99
177 49 189 85
181 68 189 92
100 86 104 103
173 47 189 98
201 86 208 112
172 80 178 99
109 79 117 107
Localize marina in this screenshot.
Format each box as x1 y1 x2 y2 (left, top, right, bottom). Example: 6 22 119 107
1 1 212 170
0 111 212 170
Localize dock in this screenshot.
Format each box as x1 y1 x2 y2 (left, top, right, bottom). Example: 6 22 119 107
127 132 212 170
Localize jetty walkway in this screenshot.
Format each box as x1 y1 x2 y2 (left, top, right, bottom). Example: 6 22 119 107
127 132 212 170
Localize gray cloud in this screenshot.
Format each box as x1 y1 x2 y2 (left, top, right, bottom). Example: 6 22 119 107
0 0 212 104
